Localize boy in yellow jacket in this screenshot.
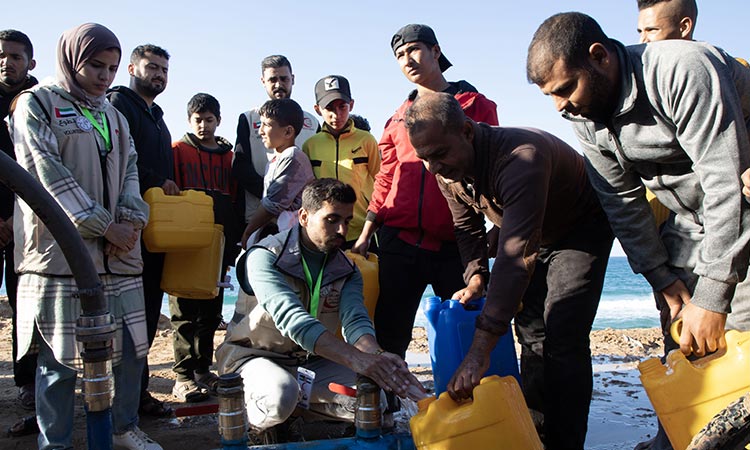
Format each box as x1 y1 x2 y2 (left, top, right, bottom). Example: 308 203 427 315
303 75 380 248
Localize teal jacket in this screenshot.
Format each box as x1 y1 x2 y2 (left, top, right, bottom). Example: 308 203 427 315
216 226 374 373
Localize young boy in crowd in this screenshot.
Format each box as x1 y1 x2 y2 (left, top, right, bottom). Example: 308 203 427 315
170 93 241 402
240 98 314 248
302 75 380 248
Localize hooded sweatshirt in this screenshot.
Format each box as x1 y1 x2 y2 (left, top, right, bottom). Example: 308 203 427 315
172 132 241 266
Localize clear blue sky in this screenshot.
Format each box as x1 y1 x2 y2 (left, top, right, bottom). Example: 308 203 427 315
5 0 748 257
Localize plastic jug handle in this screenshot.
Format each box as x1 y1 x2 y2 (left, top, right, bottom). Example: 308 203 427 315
670 318 716 356
670 318 682 343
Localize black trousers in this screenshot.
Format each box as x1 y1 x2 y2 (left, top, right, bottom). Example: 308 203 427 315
374 226 466 359
2 242 36 387
169 286 224 382
514 214 613 450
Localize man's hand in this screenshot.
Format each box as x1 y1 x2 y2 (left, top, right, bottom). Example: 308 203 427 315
0 217 12 248
161 179 181 196
446 328 499 401
350 237 370 257
104 222 137 252
678 302 727 356
742 168 750 198
452 274 485 304
351 351 426 401
351 221 376 257
660 279 691 321
447 346 491 401
315 333 425 400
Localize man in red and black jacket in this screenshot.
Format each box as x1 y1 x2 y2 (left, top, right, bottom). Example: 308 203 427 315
351 24 498 362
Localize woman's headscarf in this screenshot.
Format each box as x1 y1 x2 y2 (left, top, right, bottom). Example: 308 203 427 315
56 23 120 110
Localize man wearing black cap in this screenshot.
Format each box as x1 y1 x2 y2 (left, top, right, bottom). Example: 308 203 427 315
303 75 380 248
351 24 499 364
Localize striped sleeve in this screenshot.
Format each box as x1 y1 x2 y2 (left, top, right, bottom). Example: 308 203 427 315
12 92 112 239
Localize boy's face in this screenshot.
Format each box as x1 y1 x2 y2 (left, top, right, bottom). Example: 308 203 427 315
189 111 220 143
395 41 442 86
637 3 688 43
314 99 354 132
259 115 292 150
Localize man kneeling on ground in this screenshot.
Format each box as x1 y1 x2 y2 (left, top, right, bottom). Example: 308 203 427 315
216 178 424 439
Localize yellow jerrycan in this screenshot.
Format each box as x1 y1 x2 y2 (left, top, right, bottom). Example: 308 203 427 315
645 188 671 228
343 250 378 320
142 187 215 253
161 224 225 299
410 375 543 450
638 320 750 450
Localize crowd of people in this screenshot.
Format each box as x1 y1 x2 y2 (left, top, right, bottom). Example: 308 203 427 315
0 0 748 449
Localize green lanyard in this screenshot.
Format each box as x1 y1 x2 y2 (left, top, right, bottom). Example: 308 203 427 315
80 107 111 151
301 253 327 318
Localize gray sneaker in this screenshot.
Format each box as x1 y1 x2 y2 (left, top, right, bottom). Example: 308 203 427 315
113 426 163 450
172 379 209 403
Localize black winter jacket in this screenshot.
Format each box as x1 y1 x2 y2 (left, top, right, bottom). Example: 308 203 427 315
108 86 173 193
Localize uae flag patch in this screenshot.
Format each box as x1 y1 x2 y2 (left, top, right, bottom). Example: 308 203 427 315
54 107 77 118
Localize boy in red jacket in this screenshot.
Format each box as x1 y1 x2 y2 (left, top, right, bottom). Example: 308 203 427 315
170 93 241 402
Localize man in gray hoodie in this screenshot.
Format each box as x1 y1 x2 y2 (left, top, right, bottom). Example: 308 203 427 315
527 12 750 360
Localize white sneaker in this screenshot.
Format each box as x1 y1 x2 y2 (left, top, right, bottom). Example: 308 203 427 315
113 426 163 450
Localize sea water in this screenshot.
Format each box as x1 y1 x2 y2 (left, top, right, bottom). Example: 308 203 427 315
0 257 658 330
178 256 658 330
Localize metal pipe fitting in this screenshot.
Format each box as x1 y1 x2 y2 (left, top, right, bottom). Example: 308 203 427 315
355 375 382 439
77 314 116 412
218 372 249 449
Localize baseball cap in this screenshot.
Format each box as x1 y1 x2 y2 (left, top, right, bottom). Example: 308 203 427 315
314 75 352 108
390 24 452 72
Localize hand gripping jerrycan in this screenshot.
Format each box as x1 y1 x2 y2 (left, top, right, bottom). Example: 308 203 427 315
423 296 520 395
638 320 750 450
410 375 543 450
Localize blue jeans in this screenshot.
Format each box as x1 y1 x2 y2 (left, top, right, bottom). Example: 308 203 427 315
36 325 145 449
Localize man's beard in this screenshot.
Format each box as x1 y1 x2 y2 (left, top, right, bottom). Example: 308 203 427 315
582 65 618 122
320 235 345 253
0 70 29 91
133 75 165 98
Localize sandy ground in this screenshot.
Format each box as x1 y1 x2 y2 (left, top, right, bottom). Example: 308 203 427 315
0 297 664 449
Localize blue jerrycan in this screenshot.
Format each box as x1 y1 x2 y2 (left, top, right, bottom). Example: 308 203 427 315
423 296 520 395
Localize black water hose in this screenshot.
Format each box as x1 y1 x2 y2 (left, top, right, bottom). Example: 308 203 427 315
0 150 115 450
0 150 106 314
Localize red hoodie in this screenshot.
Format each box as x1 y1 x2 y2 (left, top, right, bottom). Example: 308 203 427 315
368 81 499 251
172 133 242 266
